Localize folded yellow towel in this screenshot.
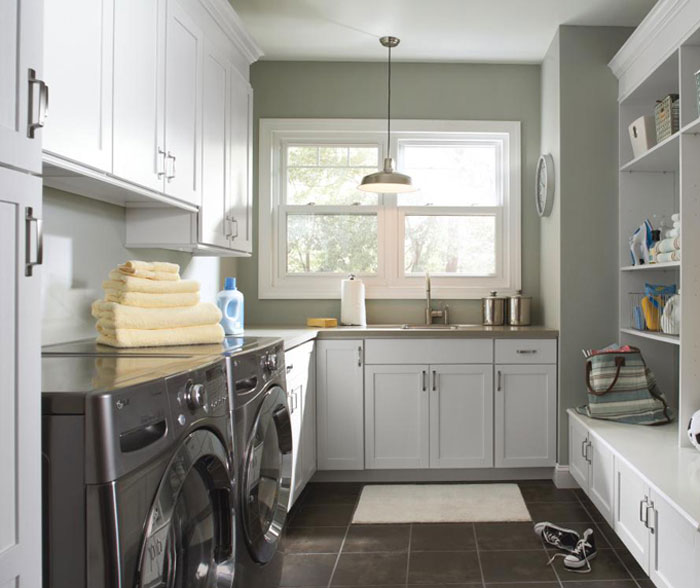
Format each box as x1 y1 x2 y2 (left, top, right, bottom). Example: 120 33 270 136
106 270 199 293
96 323 225 348
115 268 180 281
104 290 199 308
119 260 180 274
92 301 221 330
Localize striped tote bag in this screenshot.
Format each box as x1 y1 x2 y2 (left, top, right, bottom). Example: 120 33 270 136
577 345 672 425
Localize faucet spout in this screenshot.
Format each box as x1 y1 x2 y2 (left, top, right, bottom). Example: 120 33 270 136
425 272 432 325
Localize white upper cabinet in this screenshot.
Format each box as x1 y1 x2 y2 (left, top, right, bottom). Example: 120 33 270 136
163 0 203 207
112 0 165 192
228 69 253 253
200 41 230 248
0 0 43 174
43 0 113 171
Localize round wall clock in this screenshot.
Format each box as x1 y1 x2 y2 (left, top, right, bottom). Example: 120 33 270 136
536 154 554 217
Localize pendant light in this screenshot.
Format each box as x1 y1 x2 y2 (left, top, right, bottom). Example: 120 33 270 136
358 36 417 193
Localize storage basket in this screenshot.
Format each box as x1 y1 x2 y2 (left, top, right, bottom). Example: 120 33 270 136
628 116 656 158
628 290 675 333
655 94 679 142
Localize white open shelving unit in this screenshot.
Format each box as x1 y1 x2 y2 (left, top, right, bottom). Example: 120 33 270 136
616 26 700 448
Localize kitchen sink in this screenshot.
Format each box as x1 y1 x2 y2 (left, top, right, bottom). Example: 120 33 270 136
368 324 482 330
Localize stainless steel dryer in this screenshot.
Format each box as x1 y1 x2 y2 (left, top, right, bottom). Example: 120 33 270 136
227 339 292 588
42 353 237 588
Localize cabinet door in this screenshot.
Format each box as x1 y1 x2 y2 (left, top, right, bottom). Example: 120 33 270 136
589 436 614 526
0 0 43 173
199 42 230 249
287 379 303 508
495 364 557 467
568 417 590 490
300 349 317 487
614 457 650 572
430 364 493 468
649 489 698 588
112 0 165 192
316 340 364 470
228 69 253 253
163 0 202 206
0 168 42 588
43 0 113 171
365 365 430 469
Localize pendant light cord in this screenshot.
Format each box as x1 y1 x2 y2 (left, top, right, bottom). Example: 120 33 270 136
387 43 392 160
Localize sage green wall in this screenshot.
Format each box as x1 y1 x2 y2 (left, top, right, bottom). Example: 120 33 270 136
237 61 541 325
539 26 631 465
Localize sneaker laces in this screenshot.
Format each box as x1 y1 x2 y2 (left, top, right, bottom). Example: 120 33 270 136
542 528 570 552
546 533 594 574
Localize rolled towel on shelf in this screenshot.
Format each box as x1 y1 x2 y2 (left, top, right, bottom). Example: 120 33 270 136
92 301 221 330
671 213 680 223
657 237 680 253
96 323 225 348
104 290 199 308
655 250 681 263
119 260 179 274
664 227 680 239
105 270 198 293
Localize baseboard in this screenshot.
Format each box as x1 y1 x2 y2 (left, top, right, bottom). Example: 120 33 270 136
311 467 555 483
553 464 579 489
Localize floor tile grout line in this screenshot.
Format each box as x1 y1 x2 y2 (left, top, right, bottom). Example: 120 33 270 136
325 491 362 588
404 523 413 588
472 523 487 588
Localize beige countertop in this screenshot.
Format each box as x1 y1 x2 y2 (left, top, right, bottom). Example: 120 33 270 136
243 325 559 351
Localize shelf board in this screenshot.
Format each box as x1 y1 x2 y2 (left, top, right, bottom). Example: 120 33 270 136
620 328 680 345
620 131 679 173
621 261 680 271
681 116 700 135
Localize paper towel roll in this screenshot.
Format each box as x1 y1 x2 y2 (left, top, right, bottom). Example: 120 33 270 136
340 275 366 326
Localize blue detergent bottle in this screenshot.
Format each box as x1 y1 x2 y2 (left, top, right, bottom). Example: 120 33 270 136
217 277 244 336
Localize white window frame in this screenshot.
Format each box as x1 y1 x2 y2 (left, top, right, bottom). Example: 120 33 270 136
259 118 521 299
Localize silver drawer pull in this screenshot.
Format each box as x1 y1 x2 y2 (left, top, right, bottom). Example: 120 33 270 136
25 207 43 277
27 68 49 138
516 349 538 354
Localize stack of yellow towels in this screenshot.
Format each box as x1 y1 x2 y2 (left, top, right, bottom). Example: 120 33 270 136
91 260 224 348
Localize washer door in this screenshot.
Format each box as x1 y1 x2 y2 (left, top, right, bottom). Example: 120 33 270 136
137 429 235 588
242 385 293 563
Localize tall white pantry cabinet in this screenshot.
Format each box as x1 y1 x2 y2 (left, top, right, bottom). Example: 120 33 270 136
0 0 44 586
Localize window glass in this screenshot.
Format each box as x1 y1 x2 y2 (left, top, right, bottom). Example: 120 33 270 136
404 215 496 276
286 145 380 206
287 214 378 274
399 144 499 207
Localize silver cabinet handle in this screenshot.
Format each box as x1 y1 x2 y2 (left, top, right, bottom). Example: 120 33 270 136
231 217 239 239
497 370 502 391
640 497 649 527
516 349 538 354
581 438 588 459
224 215 232 238
166 152 176 181
432 370 437 391
585 441 592 464
157 147 167 178
647 503 656 534
286 364 294 373
25 207 43 277
422 370 427 392
27 68 49 138
357 346 362 367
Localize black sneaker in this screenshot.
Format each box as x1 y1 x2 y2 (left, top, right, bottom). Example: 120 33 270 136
548 528 597 573
533 521 580 552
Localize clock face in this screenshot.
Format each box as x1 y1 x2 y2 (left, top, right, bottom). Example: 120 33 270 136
536 154 554 217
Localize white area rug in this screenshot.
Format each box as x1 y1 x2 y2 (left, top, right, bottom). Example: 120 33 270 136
352 484 532 524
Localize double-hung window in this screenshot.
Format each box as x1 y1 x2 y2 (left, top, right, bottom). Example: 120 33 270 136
259 119 521 299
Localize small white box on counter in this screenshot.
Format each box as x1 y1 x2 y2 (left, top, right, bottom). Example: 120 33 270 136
628 115 656 159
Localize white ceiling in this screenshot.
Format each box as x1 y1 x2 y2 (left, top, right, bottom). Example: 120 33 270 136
230 0 657 63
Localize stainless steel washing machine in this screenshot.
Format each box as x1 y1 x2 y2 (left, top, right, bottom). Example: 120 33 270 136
227 339 292 588
42 352 237 588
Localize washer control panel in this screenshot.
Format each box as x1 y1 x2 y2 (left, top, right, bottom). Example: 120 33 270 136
169 359 229 424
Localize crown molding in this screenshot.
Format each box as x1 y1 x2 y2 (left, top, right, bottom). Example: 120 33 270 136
199 0 263 64
609 0 689 79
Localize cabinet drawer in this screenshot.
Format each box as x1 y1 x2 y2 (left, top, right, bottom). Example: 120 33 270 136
365 339 492 365
495 339 556 364
285 341 314 386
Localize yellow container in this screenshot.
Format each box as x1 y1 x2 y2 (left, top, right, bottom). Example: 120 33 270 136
306 318 338 328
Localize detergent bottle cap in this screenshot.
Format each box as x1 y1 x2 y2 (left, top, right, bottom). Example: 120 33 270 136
224 277 237 290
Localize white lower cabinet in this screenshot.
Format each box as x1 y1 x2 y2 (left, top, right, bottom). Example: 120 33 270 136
614 457 699 588
316 340 364 470
495 364 557 467
568 418 614 525
430 365 493 468
286 341 317 508
365 365 430 469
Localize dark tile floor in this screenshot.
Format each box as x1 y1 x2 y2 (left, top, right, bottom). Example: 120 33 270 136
280 480 651 588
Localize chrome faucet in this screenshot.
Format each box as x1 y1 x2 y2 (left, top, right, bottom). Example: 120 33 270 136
425 272 449 325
